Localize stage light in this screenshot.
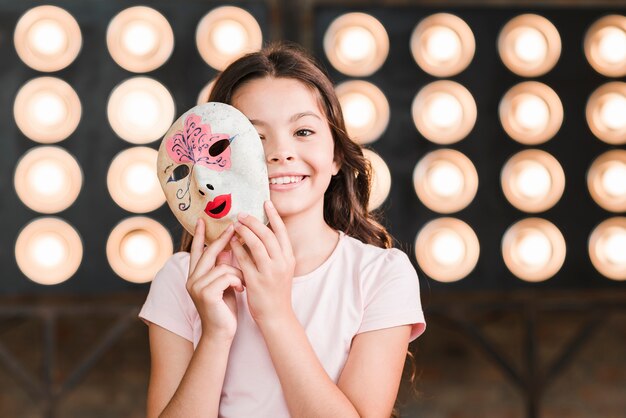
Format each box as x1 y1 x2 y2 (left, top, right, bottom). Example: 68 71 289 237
412 80 476 144
499 81 563 145
589 217 626 281
586 82 626 145
324 12 389 76
14 146 82 214
587 150 626 213
197 79 216 105
584 15 626 77
196 6 262 70
502 218 566 282
410 13 475 77
14 77 81 143
498 14 561 77
106 217 173 283
15 217 83 285
501 149 565 213
414 217 480 283
363 149 391 211
106 6 174 73
413 149 478 214
107 147 165 213
107 76 175 144
335 80 389 144
14 5 81 72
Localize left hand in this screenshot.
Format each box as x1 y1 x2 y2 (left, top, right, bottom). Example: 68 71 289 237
230 200 296 324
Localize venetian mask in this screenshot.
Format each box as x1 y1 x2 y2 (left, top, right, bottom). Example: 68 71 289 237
157 102 269 244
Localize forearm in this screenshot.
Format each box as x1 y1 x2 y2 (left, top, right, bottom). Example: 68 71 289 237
258 313 360 418
159 336 232 418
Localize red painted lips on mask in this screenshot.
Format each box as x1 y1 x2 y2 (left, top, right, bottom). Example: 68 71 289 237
204 194 232 219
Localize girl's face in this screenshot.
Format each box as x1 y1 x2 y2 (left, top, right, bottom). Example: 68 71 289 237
231 77 340 219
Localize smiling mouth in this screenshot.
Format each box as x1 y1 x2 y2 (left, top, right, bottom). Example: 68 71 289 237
204 194 232 219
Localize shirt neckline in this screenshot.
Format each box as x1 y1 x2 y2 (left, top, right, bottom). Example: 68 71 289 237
293 230 345 284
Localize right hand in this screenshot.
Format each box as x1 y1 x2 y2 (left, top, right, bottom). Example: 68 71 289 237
186 219 245 341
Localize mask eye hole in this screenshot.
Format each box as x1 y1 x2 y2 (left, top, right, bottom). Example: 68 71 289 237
209 139 230 157
167 164 190 182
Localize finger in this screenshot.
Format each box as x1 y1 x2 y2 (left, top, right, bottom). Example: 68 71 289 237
234 221 270 267
191 264 244 289
264 200 293 256
230 234 257 279
216 250 233 266
191 223 235 278
207 275 245 294
188 219 206 278
237 212 282 259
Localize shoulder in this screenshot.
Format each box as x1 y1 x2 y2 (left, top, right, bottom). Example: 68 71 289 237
340 234 416 279
149 251 191 292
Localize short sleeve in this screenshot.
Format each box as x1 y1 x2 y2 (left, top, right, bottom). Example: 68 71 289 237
138 252 195 343
357 249 426 342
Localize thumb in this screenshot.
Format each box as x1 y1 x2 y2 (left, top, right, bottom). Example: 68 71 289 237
215 250 233 266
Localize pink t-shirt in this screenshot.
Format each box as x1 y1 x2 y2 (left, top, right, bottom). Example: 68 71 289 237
139 231 426 417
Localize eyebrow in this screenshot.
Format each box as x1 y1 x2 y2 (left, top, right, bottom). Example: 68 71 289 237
249 111 322 126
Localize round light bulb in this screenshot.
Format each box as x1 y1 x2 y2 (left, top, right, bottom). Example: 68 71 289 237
122 21 156 56
121 231 157 267
598 27 626 65
339 27 376 62
428 94 463 129
517 232 552 267
432 230 465 266
600 95 626 131
514 28 547 63
31 233 66 268
28 161 65 196
124 162 157 195
428 162 464 198
426 26 461 62
602 163 626 198
516 162 551 199
343 93 376 129
211 20 246 55
29 19 66 56
515 95 550 131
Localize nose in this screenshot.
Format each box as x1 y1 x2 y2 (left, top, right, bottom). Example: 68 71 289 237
265 135 295 164
193 167 216 196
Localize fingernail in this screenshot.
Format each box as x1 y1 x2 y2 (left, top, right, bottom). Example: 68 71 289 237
266 200 274 209
230 236 238 242
225 224 234 233
238 212 248 219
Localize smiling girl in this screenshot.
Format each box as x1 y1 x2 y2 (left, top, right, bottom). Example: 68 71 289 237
140 42 425 418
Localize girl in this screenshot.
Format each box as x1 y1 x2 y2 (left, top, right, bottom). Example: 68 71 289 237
140 42 425 418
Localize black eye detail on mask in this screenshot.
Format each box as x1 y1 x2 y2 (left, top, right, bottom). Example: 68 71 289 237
209 139 230 157
167 165 190 183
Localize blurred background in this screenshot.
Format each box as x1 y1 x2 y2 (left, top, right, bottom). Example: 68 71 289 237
0 0 625 416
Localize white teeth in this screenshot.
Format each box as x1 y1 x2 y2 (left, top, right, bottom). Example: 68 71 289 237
269 176 304 185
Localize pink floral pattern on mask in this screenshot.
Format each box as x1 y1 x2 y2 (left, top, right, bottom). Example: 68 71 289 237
166 114 231 171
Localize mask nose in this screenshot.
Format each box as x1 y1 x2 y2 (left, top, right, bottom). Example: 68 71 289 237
193 167 216 196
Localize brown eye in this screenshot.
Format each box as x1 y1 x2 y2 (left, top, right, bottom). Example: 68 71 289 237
167 164 190 182
209 139 230 156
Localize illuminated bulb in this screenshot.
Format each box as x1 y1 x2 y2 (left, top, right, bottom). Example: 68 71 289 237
211 20 246 55
342 93 376 129
605 231 626 265
428 94 463 129
29 92 67 127
339 27 375 62
517 232 552 267
515 95 549 131
431 230 465 266
516 162 551 199
428 162 464 198
28 161 65 196
598 27 626 65
121 91 159 128
426 26 460 62
32 233 66 268
29 19 65 55
602 164 626 197
124 162 157 195
121 231 157 267
599 95 626 131
122 22 156 56
514 28 547 63
363 149 391 210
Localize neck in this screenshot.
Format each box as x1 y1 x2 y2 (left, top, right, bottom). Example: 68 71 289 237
279 202 339 277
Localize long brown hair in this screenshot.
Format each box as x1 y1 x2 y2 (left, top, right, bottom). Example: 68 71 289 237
179 41 391 252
